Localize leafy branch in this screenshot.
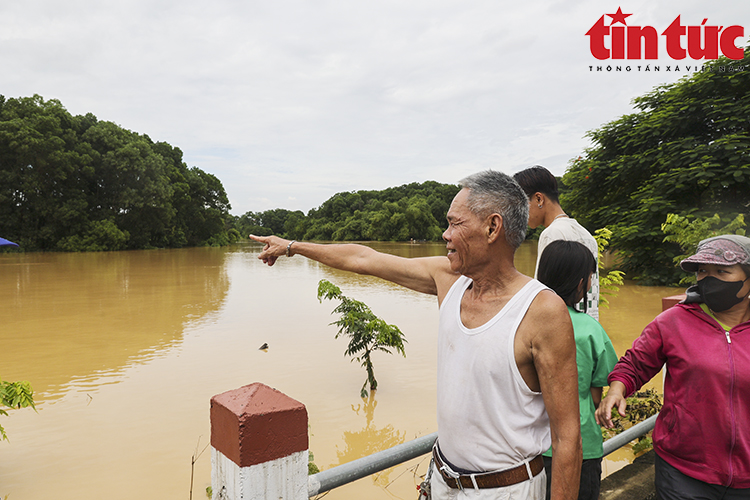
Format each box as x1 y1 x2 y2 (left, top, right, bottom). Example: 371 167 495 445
594 228 625 308
317 279 407 398
0 379 36 441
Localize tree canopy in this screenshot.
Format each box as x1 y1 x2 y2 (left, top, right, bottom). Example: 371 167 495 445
0 95 239 251
562 49 750 285
235 181 460 242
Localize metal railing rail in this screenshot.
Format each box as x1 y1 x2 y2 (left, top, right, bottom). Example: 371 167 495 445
308 413 658 497
307 432 436 497
602 413 658 456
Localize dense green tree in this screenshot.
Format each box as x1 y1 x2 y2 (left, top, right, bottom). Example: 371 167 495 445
0 95 238 251
233 212 270 237
562 49 750 285
235 181 459 242
234 208 305 239
259 208 303 235
82 120 177 249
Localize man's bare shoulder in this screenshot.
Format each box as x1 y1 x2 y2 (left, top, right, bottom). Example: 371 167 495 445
528 288 568 315
422 255 454 275
520 289 571 340
421 256 460 301
396 254 453 280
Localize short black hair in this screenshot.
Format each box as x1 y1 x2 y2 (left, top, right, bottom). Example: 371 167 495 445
537 240 597 311
459 170 529 249
513 165 560 203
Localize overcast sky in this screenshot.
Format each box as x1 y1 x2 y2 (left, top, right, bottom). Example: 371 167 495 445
2 0 748 215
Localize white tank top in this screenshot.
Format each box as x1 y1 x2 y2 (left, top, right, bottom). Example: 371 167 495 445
436 275 551 472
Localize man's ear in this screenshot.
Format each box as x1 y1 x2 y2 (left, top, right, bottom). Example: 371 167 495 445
534 192 545 208
487 213 503 242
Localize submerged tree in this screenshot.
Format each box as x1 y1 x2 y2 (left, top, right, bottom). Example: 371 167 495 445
317 279 407 398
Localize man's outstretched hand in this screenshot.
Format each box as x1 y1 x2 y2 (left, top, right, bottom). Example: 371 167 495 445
249 234 290 266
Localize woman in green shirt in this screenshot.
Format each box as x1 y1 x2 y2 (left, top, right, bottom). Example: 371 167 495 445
537 240 618 500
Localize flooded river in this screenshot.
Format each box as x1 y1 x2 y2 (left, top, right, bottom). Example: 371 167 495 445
0 241 675 499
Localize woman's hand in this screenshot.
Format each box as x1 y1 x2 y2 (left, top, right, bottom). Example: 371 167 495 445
595 381 628 428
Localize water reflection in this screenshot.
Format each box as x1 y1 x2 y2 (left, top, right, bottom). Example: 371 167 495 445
0 247 230 399
331 393 406 487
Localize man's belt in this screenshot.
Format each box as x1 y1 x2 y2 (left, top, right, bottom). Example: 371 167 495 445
432 445 544 490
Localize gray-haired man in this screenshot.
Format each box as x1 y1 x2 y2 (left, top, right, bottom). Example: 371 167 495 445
251 171 581 499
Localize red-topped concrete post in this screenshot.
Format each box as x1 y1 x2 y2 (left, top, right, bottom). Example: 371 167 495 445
211 383 309 500
662 294 687 311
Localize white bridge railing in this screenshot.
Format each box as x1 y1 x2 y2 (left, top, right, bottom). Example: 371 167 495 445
209 381 658 499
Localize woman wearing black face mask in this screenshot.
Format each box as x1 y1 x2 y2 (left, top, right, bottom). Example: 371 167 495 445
596 235 750 500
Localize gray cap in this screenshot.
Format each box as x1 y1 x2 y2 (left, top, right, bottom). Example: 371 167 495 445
680 234 750 272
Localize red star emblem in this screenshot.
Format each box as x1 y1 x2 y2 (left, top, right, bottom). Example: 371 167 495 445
606 7 632 25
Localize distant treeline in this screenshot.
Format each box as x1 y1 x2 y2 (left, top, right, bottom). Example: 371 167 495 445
233 181 461 242
9 45 746 284
0 95 239 251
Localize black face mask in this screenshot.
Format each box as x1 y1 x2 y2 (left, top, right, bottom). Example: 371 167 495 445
697 276 748 312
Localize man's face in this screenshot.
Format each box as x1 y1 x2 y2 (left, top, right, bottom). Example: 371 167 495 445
442 188 487 274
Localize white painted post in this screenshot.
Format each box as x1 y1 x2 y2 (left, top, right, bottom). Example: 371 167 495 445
210 383 309 500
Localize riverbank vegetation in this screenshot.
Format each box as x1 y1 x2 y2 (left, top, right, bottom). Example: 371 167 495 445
3 49 748 285
562 48 750 285
0 95 239 251
233 181 460 242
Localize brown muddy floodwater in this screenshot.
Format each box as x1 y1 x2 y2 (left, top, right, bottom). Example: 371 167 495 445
0 242 675 499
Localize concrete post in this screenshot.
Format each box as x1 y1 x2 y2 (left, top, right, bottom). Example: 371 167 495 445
210 383 309 500
661 294 686 311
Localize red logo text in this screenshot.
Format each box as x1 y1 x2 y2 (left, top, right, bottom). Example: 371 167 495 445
586 8 745 60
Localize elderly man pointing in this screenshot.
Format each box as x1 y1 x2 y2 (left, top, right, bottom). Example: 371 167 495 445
250 170 581 500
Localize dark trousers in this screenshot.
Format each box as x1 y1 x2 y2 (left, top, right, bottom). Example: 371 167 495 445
655 453 750 500
543 455 601 500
